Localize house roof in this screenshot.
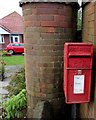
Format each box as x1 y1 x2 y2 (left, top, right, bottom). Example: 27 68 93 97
0 23 10 33
0 25 10 34
0 11 23 34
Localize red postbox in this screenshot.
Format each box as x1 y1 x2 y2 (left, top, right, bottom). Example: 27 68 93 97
64 43 94 104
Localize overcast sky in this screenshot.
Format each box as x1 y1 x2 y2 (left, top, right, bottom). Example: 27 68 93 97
0 0 22 19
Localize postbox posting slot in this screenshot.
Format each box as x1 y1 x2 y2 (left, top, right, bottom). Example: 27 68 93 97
68 52 92 57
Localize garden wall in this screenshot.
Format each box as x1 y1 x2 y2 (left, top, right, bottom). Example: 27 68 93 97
80 2 96 119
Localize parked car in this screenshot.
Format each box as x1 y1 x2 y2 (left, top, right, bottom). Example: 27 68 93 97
6 43 24 54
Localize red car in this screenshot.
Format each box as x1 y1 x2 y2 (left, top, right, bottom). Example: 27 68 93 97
6 43 24 54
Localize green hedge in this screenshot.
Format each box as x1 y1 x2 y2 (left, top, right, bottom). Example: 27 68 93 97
0 59 5 81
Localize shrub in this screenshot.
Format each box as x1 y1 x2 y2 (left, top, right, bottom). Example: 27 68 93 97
0 59 5 81
3 89 27 119
5 66 25 97
2 51 8 56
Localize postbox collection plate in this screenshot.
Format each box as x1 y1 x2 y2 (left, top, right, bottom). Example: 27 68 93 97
64 43 93 104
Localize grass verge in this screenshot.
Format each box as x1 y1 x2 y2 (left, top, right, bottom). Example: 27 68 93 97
2 56 24 65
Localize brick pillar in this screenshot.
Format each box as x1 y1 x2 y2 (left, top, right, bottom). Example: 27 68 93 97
20 0 79 119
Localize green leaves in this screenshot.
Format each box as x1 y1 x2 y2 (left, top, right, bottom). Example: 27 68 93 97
5 67 26 97
1 51 8 56
0 59 5 81
77 10 82 30
3 89 27 119
2 66 26 119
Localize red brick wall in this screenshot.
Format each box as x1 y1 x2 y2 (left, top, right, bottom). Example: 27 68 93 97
19 34 24 43
1 35 10 49
22 2 78 119
81 2 96 119
82 2 95 43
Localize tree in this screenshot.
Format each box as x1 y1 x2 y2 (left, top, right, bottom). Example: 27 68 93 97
77 9 82 30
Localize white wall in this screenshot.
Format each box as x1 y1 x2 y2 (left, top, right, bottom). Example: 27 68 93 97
0 27 10 34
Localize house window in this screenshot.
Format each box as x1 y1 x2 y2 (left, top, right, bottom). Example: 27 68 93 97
0 35 4 44
10 35 20 43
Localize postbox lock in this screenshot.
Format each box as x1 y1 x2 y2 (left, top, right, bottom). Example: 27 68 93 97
77 70 82 74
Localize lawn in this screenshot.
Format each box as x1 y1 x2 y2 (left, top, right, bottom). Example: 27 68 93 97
2 56 24 65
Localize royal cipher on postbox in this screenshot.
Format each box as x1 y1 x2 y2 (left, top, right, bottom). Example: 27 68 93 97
64 43 94 104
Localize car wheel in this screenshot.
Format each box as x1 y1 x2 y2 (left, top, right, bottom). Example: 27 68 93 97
8 49 14 54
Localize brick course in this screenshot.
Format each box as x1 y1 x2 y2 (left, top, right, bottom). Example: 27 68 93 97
21 2 77 119
81 2 96 119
